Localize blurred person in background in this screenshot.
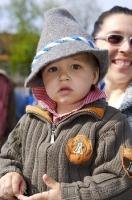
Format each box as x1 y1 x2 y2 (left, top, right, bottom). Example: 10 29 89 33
92 6 132 127
15 81 36 122
0 69 16 148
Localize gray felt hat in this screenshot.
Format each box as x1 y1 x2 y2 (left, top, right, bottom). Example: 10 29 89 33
25 7 108 87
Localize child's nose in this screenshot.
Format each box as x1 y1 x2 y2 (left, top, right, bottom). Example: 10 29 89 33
59 71 70 81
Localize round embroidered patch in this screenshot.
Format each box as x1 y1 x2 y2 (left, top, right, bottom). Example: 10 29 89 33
65 134 93 164
122 146 132 178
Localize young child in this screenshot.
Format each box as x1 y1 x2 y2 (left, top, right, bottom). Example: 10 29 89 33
0 8 132 200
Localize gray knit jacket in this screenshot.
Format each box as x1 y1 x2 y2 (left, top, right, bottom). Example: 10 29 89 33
0 101 132 200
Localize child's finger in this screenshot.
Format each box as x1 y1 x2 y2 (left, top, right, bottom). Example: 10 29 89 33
43 174 58 189
17 192 48 200
12 173 25 195
17 194 27 200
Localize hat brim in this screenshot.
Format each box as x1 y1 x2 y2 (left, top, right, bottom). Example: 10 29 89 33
25 41 108 87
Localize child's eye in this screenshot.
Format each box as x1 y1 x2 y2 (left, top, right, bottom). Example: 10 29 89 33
71 64 81 70
47 66 58 72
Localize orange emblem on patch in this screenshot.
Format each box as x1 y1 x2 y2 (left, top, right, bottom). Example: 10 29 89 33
122 146 132 178
65 134 93 165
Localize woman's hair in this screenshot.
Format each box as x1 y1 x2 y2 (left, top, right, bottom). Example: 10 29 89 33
92 6 132 37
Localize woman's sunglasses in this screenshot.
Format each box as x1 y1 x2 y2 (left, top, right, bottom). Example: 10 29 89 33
94 34 132 46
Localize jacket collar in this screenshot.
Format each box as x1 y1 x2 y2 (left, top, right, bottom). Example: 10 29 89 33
26 104 105 123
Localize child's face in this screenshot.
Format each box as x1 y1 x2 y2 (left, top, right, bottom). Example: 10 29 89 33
42 53 99 114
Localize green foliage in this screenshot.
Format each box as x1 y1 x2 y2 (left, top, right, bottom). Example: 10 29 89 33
9 31 39 76
5 0 59 77
2 0 101 77
7 0 59 32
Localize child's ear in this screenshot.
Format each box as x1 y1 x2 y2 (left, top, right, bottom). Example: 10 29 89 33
93 68 99 85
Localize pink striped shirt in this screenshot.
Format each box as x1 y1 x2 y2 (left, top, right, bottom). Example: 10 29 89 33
33 87 106 123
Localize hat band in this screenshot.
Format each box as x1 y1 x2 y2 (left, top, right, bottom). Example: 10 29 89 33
31 35 96 71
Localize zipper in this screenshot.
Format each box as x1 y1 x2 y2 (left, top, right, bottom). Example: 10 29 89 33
50 124 56 144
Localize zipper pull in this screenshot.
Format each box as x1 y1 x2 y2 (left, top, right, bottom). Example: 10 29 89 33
50 124 56 144
50 133 55 144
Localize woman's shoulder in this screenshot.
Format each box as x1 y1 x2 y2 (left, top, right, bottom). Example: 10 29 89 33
120 84 132 112
103 104 128 127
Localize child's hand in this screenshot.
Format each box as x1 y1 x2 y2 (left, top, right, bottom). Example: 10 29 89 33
17 174 61 200
0 172 26 199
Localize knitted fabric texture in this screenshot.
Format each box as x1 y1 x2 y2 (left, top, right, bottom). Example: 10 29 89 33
0 101 132 199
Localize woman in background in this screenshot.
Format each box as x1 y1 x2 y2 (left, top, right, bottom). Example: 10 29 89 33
92 6 132 127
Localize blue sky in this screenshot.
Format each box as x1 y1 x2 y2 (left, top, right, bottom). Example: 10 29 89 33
0 0 131 9
98 0 131 10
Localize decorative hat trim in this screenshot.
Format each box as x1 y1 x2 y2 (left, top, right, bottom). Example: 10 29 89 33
32 35 96 68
